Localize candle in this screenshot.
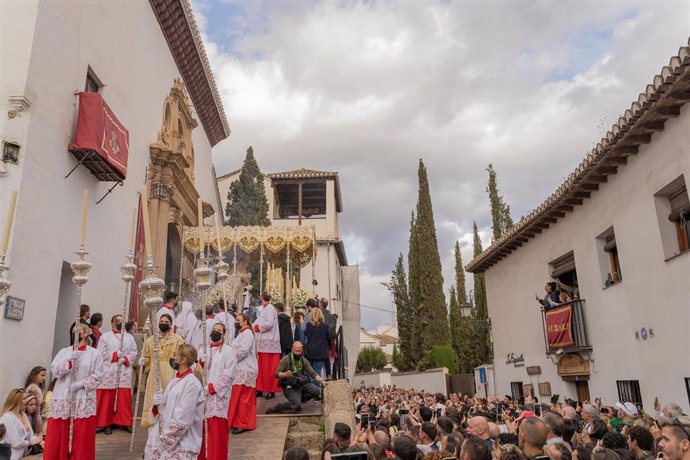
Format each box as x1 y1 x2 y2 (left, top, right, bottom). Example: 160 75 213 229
80 189 88 245
214 213 223 256
140 188 153 258
198 197 204 252
129 206 136 252
1 191 18 257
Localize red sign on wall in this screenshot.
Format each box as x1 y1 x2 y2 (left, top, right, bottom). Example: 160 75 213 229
545 304 575 348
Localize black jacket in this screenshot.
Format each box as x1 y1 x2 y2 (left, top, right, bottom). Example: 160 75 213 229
305 321 331 361
278 313 294 352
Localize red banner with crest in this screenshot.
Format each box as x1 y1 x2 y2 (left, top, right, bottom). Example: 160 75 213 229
69 92 129 180
545 304 576 349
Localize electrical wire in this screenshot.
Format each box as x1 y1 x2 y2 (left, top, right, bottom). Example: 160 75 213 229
336 299 395 315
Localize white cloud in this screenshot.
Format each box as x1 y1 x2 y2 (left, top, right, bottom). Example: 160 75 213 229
193 0 690 328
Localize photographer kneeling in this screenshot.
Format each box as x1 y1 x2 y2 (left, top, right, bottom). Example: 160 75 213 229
266 341 327 414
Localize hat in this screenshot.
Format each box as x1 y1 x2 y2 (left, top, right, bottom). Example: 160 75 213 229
615 402 639 417
515 410 535 422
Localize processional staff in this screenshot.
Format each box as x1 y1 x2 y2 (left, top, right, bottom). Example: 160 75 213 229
213 214 231 343
68 190 92 457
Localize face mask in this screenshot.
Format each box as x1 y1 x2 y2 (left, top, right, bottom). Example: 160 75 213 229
159 323 171 333
169 358 180 370
210 331 222 343
292 352 302 360
234 322 241 328
115 323 122 331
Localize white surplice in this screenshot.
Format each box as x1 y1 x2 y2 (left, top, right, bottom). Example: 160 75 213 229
48 345 104 420
231 327 257 387
253 303 280 353
200 343 236 419
144 370 204 460
96 329 138 389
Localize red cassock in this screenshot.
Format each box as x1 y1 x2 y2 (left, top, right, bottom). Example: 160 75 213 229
43 417 97 460
255 353 282 393
198 417 228 460
227 384 256 430
95 387 132 427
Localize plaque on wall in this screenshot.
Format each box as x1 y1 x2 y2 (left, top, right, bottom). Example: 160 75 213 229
523 383 534 396
538 382 552 396
526 366 542 376
557 354 590 377
3 296 25 321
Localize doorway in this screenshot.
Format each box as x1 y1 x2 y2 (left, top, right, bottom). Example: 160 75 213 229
52 262 78 358
165 223 181 294
576 381 590 402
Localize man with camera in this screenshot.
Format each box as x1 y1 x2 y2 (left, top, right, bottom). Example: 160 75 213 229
265 341 327 414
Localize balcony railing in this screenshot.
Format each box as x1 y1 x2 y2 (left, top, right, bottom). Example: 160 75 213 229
541 299 592 354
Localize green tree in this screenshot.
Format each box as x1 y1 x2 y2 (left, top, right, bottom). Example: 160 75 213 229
356 347 387 373
225 146 270 226
382 254 415 371
448 285 461 366
407 211 421 362
472 221 491 365
486 164 513 242
417 344 459 374
454 241 467 304
413 159 449 355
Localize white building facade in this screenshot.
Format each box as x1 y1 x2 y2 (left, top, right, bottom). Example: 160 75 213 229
0 0 229 398
467 40 690 413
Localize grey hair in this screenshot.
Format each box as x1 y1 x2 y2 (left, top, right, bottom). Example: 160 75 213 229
583 404 600 418
663 403 684 418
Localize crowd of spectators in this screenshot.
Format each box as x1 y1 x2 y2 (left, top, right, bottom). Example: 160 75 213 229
284 384 689 460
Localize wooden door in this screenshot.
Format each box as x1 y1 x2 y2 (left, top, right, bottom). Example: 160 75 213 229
576 381 590 402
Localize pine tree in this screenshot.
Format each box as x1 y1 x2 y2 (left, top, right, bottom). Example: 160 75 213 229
454 241 467 305
225 146 270 226
472 221 491 365
413 159 449 358
382 254 414 371
407 211 421 362
486 164 514 242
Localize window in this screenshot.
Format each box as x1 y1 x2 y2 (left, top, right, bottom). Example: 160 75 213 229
84 66 102 93
686 378 690 407
596 227 622 287
2 141 20 164
654 176 690 260
616 380 642 410
549 251 579 300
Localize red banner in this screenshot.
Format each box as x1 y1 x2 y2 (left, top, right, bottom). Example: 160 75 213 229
545 304 575 349
69 92 129 180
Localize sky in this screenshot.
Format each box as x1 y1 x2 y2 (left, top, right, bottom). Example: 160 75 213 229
191 0 690 329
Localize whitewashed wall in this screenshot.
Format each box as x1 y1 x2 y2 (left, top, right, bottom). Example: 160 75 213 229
354 368 450 395
483 104 690 413
0 1 223 399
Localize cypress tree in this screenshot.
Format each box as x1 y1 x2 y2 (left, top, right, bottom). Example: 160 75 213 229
225 146 270 226
472 221 491 364
413 159 449 355
454 241 467 305
382 254 414 371
448 285 461 367
407 211 421 362
486 164 514 241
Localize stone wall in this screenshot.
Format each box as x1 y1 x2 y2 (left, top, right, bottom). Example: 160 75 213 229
323 379 356 442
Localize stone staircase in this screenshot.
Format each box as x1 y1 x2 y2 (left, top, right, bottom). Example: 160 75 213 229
284 415 324 460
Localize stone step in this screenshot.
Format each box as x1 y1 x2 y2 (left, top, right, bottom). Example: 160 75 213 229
309 449 321 460
285 430 324 451
289 415 323 432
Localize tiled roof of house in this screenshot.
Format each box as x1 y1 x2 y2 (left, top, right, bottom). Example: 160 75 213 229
266 168 339 180
149 0 230 147
467 38 690 273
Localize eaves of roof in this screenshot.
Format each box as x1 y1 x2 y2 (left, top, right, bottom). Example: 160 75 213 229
267 168 343 213
467 38 690 273
149 0 230 147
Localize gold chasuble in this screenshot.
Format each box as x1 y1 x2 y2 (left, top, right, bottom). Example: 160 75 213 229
141 332 185 427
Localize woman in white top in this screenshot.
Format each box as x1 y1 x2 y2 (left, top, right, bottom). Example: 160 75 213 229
197 323 236 459
0 389 43 460
145 343 204 460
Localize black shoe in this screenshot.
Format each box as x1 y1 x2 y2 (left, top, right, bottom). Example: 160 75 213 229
265 392 275 400
265 406 277 414
104 426 113 435
256 391 264 397
232 428 247 435
123 426 133 433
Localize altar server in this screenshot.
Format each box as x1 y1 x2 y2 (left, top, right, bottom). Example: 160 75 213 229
252 292 281 399
144 344 204 460
43 323 104 460
197 323 236 459
227 313 257 434
95 314 138 433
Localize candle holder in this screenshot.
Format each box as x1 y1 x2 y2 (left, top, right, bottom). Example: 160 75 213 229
121 251 137 282
193 252 214 294
71 245 92 286
139 256 165 310
115 250 137 413
0 256 11 306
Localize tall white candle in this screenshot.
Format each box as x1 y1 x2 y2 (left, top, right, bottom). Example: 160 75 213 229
80 190 88 245
0 191 18 257
140 188 153 258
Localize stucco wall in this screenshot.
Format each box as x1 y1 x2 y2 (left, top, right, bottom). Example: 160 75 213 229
354 368 450 395
0 1 223 398
483 104 690 412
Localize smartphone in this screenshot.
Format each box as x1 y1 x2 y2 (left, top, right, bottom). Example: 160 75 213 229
360 413 369 427
399 409 409 415
331 454 368 460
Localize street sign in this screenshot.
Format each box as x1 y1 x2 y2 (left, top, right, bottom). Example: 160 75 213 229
479 367 487 384
3 296 25 321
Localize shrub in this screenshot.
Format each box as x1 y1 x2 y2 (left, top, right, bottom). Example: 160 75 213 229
416 344 459 374
356 347 387 373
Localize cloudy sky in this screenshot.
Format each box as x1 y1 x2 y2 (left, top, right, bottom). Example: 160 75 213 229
192 0 690 329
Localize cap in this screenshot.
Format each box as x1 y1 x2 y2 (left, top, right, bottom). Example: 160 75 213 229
615 402 639 417
516 410 536 422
